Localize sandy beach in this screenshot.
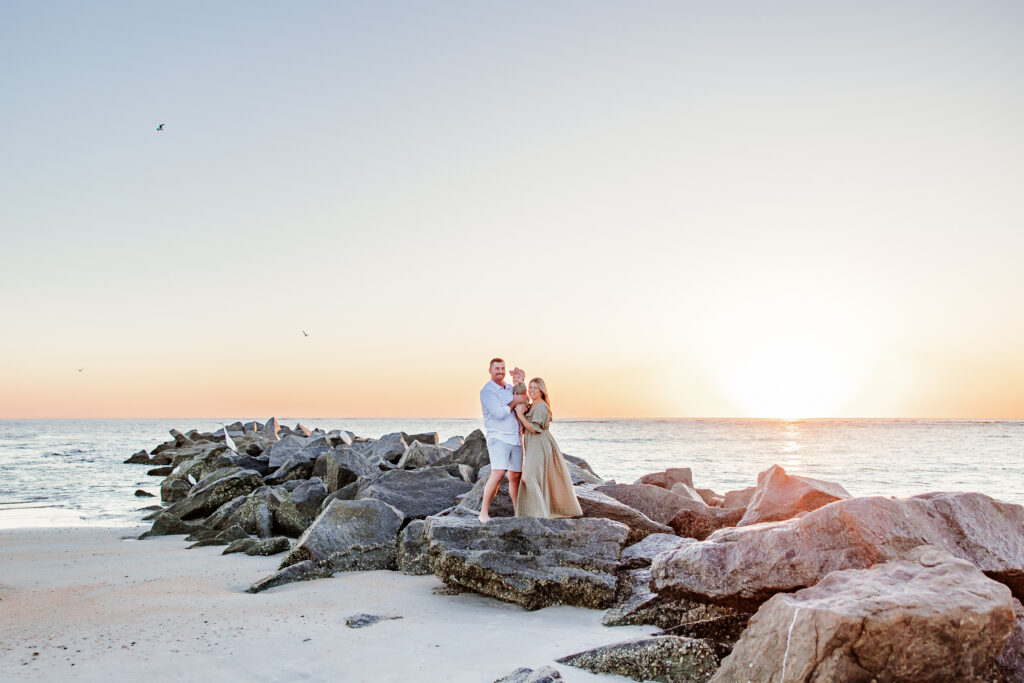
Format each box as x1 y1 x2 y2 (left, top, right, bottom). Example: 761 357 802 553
0 525 651 682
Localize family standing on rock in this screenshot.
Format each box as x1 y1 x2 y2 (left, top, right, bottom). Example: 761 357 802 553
478 358 582 523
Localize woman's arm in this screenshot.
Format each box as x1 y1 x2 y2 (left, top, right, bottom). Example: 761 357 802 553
516 407 539 434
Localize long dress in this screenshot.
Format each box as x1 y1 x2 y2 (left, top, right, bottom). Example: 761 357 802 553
516 401 583 519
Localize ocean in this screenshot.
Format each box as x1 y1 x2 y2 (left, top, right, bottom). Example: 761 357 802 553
1 418 1021 528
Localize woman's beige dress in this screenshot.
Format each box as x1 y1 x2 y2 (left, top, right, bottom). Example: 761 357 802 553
516 402 583 519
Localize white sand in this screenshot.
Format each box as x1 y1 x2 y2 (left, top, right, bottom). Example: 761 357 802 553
0 525 653 682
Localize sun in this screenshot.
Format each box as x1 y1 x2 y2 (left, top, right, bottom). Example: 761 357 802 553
715 330 863 419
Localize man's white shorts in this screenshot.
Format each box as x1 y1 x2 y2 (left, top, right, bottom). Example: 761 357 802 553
486 437 522 473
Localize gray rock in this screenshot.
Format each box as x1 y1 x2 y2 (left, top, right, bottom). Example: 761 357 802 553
160 468 264 520
444 429 490 470
619 533 695 570
990 597 1024 682
694 488 723 507
401 431 439 446
261 417 281 442
264 434 309 469
187 523 249 548
344 613 402 628
248 560 332 593
223 536 291 556
134 489 155 497
293 423 312 437
356 467 472 520
312 446 375 493
651 492 1024 610
596 483 692 525
425 515 629 610
722 486 756 509
279 498 404 572
288 478 328 521
713 546 1016 682
160 474 192 503
138 512 202 539
737 463 851 526
562 453 601 480
575 485 673 545
397 520 431 575
557 635 720 683
493 666 563 683
669 482 705 504
146 466 175 477
440 436 464 451
124 450 151 464
603 568 738 629
635 467 693 490
369 432 408 465
205 495 248 530
667 501 745 541
264 454 315 485
396 442 450 469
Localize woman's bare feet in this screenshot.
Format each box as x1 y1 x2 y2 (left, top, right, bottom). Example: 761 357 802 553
478 512 491 524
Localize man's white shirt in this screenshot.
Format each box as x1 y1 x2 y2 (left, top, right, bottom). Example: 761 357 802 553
480 380 520 446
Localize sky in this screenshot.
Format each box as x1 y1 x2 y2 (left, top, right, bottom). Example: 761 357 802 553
1 1 1022 419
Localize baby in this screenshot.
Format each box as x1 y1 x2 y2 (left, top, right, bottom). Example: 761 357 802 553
511 367 529 436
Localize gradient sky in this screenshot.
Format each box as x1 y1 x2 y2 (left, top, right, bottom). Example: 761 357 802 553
2 1 1022 418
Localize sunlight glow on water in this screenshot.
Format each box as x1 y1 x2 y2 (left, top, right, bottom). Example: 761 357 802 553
0 418 1021 527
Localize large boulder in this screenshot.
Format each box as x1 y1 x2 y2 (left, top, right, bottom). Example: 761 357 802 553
124 450 151 464
439 436 464 451
248 560 331 593
635 467 693 490
263 454 314 485
990 598 1024 682
368 432 408 465
722 485 756 509
313 446 376 493
424 515 629 610
556 635 720 683
493 666 562 683
396 519 431 575
574 485 673 544
278 498 404 572
713 546 1016 682
595 483 692 525
396 442 450 469
401 431 439 446
651 492 1024 610
602 568 737 629
356 467 472 520
738 464 851 526
160 468 264 521
443 429 490 470
260 417 281 442
288 478 328 522
667 501 745 541
264 434 309 469
618 533 694 570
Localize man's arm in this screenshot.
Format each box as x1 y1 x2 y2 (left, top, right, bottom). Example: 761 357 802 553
481 388 524 420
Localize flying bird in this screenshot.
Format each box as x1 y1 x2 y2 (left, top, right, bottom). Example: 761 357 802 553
302 330 310 337
156 124 165 131
76 368 83 372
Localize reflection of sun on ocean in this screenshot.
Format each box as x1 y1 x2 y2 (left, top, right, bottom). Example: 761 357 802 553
715 331 864 419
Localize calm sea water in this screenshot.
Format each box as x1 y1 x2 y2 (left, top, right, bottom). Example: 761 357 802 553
0 418 1021 528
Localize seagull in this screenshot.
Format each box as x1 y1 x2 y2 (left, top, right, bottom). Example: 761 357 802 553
156 124 165 131
76 368 83 372
302 330 310 337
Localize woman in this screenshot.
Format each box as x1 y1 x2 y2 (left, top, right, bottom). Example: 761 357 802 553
515 378 583 519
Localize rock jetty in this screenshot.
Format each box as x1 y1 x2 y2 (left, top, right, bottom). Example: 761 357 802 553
127 420 1024 682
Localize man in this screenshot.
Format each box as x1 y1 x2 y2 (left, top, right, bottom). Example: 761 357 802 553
478 357 529 523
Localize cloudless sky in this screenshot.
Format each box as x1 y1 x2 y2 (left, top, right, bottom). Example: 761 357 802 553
2 1 1022 418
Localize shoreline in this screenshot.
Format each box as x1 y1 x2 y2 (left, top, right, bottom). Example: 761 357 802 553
0 525 648 682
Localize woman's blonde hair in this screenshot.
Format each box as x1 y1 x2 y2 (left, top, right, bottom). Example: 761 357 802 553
529 378 551 419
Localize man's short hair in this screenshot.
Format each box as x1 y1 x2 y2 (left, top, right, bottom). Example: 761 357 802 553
489 357 505 368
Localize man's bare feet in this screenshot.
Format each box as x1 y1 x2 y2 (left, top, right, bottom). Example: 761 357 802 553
478 512 491 524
